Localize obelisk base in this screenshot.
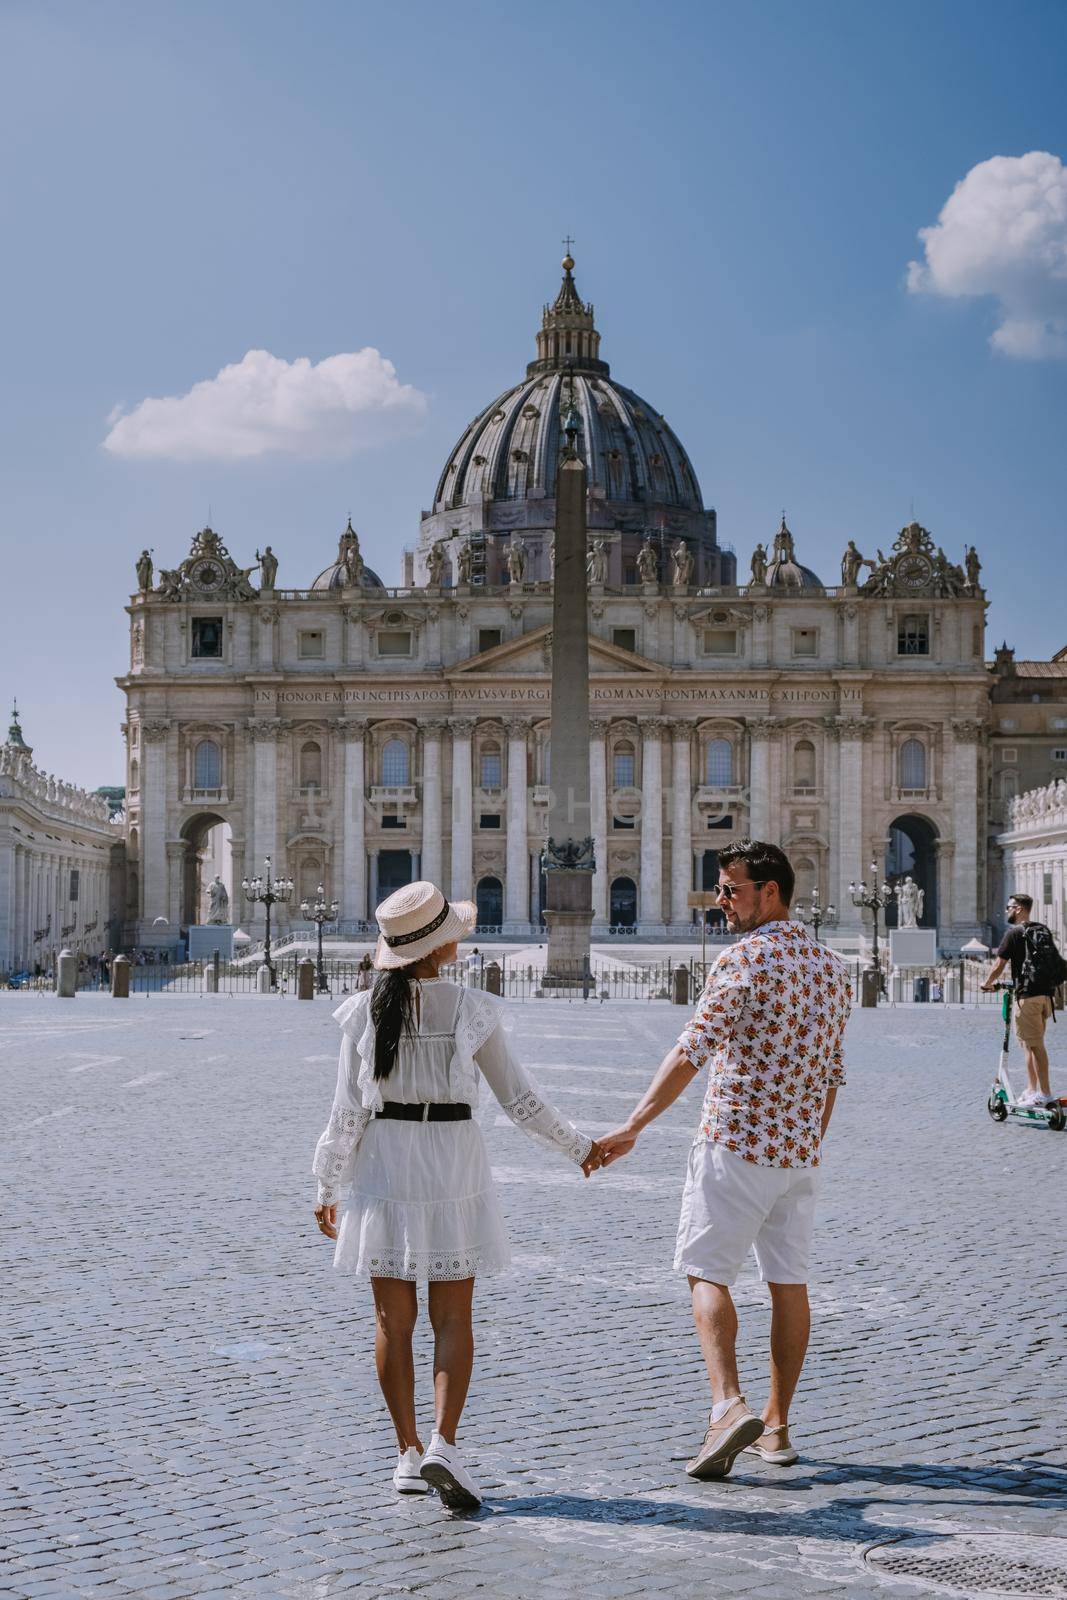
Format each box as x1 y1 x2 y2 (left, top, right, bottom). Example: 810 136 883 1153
543 871 594 986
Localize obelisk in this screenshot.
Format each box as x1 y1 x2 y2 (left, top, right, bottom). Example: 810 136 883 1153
544 392 594 978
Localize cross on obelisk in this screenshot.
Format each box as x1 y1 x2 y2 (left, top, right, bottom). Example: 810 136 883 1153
543 381 594 983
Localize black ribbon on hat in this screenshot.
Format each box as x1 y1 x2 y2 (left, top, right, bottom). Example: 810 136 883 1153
384 899 452 949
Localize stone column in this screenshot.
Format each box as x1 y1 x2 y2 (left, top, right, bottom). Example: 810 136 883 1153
835 717 871 926
638 717 666 934
589 718 609 928
140 720 170 929
248 719 281 928
420 721 445 893
670 720 693 927
166 843 184 930
951 719 982 933
504 718 531 930
747 717 777 841
341 720 367 924
450 718 475 901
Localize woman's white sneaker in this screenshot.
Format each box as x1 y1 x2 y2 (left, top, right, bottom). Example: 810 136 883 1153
393 1446 430 1494
419 1432 483 1509
743 1424 799 1466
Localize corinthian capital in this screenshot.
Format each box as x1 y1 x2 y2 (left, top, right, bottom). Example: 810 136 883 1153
246 717 284 742
504 717 533 740
451 718 477 739
140 719 171 743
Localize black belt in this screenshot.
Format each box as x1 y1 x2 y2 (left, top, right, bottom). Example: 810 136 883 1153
375 1102 472 1123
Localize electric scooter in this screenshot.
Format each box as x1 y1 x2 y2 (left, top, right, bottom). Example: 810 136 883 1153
986 983 1067 1131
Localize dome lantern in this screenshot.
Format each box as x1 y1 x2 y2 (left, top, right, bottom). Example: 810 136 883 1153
528 251 609 378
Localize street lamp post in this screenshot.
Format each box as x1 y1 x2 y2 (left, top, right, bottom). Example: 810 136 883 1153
849 859 892 997
794 885 837 943
300 883 339 994
242 856 293 988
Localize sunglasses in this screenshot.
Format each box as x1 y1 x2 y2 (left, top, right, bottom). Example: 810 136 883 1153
717 880 768 900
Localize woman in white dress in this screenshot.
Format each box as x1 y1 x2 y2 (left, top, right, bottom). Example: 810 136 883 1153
312 882 602 1509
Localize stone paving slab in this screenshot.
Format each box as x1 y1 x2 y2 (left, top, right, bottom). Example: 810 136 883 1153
1 993 1065 1599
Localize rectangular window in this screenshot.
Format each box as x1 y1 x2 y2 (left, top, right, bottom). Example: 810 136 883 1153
703 628 738 656
707 814 733 830
69 869 80 902
612 815 636 830
1000 718 1017 731
897 614 929 656
377 630 412 657
1051 718 1067 731
480 752 503 788
1001 747 1017 762
612 628 637 653
298 630 325 659
623 563 638 585
477 628 502 654
381 814 406 830
191 617 223 658
791 628 818 657
1054 749 1067 762
479 814 502 830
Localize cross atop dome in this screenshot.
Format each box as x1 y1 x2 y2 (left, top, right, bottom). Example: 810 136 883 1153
529 249 609 377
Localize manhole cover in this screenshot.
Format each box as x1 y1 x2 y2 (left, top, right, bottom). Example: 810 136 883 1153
865 1534 1067 1597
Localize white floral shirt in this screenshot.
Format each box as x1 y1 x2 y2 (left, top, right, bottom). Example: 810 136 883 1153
677 920 850 1168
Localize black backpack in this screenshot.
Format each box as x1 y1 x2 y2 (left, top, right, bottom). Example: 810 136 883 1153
1018 921 1067 998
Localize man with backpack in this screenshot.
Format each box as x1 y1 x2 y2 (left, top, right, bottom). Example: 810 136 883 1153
982 893 1067 1105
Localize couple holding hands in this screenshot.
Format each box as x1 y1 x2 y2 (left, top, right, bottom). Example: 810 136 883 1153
312 841 851 1511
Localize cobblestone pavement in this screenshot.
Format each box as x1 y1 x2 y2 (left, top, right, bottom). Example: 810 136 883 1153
1 993 1065 1599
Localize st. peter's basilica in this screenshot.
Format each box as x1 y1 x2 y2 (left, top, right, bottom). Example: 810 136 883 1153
109 253 1001 952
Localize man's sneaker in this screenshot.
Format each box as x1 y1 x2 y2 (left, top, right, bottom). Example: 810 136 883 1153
419 1432 483 1509
743 1423 799 1465
685 1396 764 1480
392 1446 430 1494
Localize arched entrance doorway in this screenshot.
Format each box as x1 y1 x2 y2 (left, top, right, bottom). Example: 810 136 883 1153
885 814 938 928
610 876 637 930
700 850 727 931
180 813 233 928
476 876 503 931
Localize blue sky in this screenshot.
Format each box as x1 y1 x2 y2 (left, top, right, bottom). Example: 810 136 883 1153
2 0 1066 787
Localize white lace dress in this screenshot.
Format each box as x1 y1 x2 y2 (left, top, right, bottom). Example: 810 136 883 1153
312 979 592 1281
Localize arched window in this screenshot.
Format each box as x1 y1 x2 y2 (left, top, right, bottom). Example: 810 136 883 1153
476 876 503 929
793 856 816 903
1000 770 1018 801
381 739 409 787
194 739 221 790
706 739 733 787
299 741 322 791
480 743 502 788
794 740 816 792
900 739 927 790
613 740 636 788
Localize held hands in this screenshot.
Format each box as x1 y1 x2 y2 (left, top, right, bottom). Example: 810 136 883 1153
314 1203 338 1240
582 1127 639 1176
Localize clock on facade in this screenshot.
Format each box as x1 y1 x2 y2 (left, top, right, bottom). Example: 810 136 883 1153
190 558 226 591
895 553 932 591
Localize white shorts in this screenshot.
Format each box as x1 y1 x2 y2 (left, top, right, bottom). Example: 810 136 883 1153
674 1140 819 1286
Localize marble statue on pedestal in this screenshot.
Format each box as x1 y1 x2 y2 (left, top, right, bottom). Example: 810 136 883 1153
895 875 924 929
206 875 230 924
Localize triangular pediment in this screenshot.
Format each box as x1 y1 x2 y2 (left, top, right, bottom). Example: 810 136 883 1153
452 623 660 676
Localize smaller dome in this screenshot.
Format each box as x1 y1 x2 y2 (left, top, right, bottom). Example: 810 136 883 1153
311 519 385 592
764 516 823 590
311 562 385 592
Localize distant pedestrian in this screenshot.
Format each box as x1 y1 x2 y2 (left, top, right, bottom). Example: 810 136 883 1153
596 841 851 1479
311 882 601 1509
982 892 1067 1106
354 953 374 991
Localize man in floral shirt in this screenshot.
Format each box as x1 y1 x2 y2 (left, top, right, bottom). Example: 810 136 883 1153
597 840 850 1481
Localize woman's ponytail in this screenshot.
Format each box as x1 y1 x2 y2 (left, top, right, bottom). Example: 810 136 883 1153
370 968 417 1080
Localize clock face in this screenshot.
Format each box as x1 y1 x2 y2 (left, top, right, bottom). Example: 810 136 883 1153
896 554 932 591
191 558 225 590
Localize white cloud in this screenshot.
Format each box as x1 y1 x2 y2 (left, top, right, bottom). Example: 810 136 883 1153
907 151 1067 359
103 347 429 460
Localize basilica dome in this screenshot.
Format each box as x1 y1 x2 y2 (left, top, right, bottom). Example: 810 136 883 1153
311 520 386 592
763 517 823 590
419 256 733 588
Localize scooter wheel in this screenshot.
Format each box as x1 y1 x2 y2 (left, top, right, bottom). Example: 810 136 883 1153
1047 1101 1067 1132
987 1094 1008 1122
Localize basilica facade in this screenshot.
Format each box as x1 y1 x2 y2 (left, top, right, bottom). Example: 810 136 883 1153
118 258 991 951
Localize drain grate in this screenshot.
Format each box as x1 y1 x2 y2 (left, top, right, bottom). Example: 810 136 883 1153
865 1535 1067 1598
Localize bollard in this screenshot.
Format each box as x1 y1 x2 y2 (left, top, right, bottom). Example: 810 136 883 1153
257 964 271 994
111 954 130 999
56 948 77 999
296 958 315 1000
860 968 880 1008
203 964 218 993
484 960 502 996
672 966 690 1006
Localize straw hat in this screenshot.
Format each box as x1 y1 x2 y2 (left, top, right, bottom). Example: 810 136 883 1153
373 881 477 970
